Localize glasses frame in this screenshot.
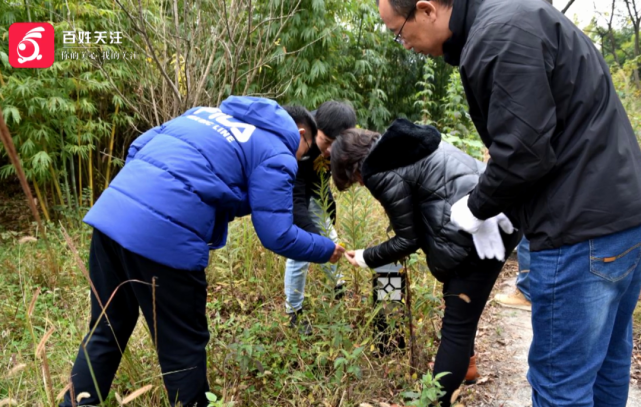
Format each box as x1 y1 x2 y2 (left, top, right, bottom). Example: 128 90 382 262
394 7 416 44
299 133 314 161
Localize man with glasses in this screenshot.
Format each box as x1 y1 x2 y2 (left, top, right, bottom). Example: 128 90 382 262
377 1 641 406
284 101 357 334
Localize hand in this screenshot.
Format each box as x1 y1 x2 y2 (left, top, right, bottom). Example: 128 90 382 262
329 244 345 263
345 249 369 268
345 250 359 267
472 213 515 261
495 213 515 234
450 195 483 234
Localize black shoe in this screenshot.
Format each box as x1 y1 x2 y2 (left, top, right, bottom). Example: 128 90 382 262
289 309 312 336
334 283 346 300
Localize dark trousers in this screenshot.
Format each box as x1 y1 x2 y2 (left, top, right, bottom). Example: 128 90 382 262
61 230 210 407
434 232 521 406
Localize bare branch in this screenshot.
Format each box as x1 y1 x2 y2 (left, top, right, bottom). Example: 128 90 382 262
112 0 182 107
172 0 183 112
561 0 576 14
95 64 152 128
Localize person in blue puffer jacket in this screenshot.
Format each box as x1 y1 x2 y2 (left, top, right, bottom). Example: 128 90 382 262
61 96 345 407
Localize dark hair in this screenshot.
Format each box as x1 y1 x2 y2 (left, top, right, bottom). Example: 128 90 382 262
283 105 317 141
315 101 357 140
331 128 381 191
377 0 454 17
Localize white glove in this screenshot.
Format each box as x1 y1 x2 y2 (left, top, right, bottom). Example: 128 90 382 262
472 213 515 261
450 195 483 234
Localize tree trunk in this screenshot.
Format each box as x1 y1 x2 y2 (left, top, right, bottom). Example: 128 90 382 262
634 24 641 87
624 0 641 88
607 0 622 67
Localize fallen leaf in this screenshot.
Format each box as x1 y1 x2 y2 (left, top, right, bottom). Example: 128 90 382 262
451 389 461 404
122 385 154 405
56 383 71 401
476 376 490 385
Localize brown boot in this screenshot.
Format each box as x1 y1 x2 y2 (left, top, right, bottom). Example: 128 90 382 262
464 355 480 385
494 289 531 311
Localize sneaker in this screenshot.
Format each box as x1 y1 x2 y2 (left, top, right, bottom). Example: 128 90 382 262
289 309 312 335
494 290 531 311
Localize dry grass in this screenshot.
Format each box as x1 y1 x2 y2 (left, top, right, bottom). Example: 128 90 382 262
0 186 443 407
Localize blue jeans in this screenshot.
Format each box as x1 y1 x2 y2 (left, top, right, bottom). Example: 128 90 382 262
528 224 641 407
284 199 341 313
517 237 531 301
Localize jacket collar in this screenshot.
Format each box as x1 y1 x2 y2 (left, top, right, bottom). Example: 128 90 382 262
361 119 442 181
443 0 483 66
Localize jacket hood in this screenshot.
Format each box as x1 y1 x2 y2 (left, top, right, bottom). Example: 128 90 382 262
443 0 483 66
361 118 442 180
220 96 300 155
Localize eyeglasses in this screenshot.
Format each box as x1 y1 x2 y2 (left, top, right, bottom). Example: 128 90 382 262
394 7 415 44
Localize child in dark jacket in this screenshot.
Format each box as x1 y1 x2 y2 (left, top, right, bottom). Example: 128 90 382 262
61 96 344 407
331 120 521 406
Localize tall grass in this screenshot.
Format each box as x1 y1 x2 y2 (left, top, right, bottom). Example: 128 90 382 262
0 184 444 406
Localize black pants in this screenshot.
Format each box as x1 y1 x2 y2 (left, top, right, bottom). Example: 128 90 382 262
61 230 210 407
434 232 521 406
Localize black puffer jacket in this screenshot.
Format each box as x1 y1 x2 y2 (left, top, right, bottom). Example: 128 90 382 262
443 0 641 251
361 119 487 282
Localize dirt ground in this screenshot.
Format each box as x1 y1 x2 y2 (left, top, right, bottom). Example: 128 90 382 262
457 259 641 407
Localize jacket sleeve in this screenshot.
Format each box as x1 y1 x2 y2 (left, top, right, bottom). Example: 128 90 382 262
362 172 421 268
464 24 558 220
126 126 162 163
292 167 322 234
249 154 335 263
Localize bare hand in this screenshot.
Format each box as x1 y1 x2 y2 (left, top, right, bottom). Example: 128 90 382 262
329 244 345 263
344 250 359 267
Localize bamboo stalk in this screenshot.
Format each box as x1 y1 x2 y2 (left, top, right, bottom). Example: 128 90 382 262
88 148 94 206
69 155 79 212
32 181 51 222
76 87 83 207
104 104 120 190
61 129 73 211
49 162 64 206
77 145 82 206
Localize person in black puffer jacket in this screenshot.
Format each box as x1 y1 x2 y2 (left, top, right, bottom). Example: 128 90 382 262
331 119 521 407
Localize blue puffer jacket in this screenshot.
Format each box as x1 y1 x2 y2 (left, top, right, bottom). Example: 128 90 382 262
84 96 336 270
